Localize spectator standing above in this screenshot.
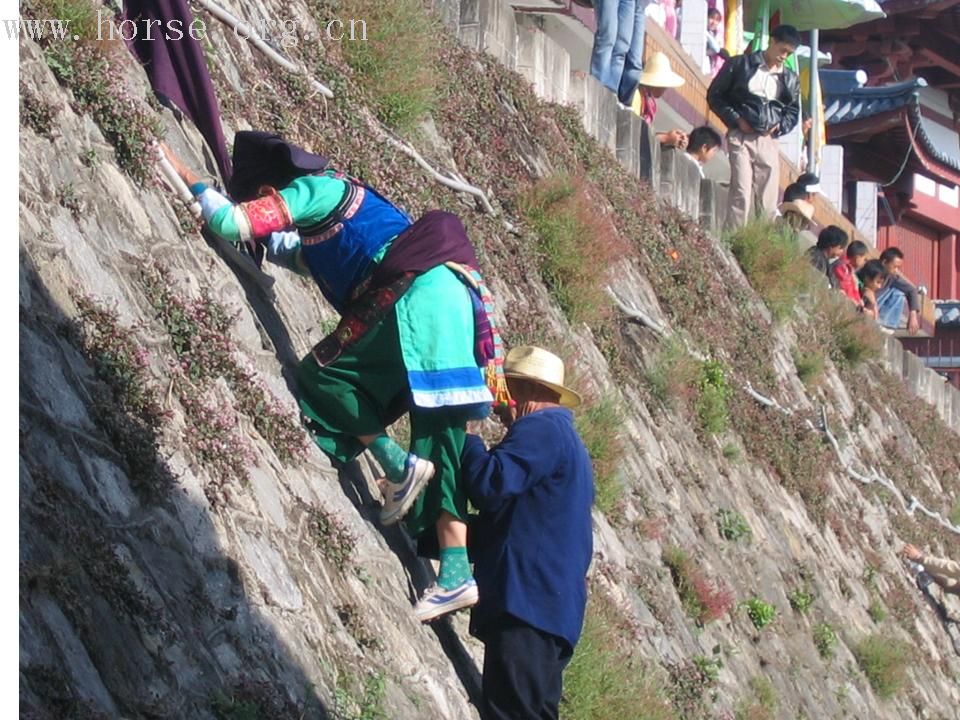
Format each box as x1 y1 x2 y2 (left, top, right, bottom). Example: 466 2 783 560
876 246 922 335
461 346 594 720
590 0 649 105
630 51 689 148
686 125 723 172
806 225 847 288
833 240 869 307
857 259 887 322
708 24 802 229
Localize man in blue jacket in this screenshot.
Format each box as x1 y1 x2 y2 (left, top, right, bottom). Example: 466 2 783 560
459 346 594 720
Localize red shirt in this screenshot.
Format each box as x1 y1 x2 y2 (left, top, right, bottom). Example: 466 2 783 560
833 260 861 305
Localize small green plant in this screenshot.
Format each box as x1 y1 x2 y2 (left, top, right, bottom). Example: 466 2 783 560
722 442 741 461
716 508 752 542
792 348 824 386
696 359 732 434
813 622 838 659
853 634 912 699
562 594 676 720
80 147 100 168
743 598 777 630
575 394 625 516
663 547 735 625
308 505 357 572
692 654 723 683
333 672 387 720
867 600 887 624
56 182 83 219
787 587 816 613
949 499 960 528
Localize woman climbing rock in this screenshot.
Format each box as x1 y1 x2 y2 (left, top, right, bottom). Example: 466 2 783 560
163 132 509 621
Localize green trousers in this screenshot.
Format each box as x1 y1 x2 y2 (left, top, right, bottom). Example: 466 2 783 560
296 309 473 539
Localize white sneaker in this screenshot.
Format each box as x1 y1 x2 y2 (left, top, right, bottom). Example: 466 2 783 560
379 455 434 526
414 579 479 623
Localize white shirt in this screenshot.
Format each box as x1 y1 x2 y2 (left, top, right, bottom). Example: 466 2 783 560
747 60 783 101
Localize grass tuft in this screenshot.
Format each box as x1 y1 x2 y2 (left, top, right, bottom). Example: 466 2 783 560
813 622 838 659
575 394 625 516
519 174 625 328
853 634 912 699
727 219 813 321
334 0 439 133
562 593 676 720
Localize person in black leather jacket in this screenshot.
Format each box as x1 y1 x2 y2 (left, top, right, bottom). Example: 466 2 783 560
708 24 801 229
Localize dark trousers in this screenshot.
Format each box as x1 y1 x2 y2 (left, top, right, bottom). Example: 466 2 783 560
482 614 573 720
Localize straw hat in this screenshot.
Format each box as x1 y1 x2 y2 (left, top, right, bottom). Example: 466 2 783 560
778 199 815 223
639 52 686 89
503 346 582 408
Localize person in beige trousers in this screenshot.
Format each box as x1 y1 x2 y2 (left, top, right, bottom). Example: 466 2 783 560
707 25 802 230
903 544 960 595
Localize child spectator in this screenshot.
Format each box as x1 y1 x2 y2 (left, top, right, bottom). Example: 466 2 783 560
857 259 887 321
686 125 723 172
806 225 848 288
705 8 727 77
833 240 869 306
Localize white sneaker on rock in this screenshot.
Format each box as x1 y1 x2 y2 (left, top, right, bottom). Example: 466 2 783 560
379 455 434 526
413 579 479 623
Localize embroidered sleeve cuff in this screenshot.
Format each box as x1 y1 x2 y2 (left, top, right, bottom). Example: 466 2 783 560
238 192 294 242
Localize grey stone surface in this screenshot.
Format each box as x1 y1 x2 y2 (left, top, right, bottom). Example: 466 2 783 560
18 2 960 719
615 107 642 178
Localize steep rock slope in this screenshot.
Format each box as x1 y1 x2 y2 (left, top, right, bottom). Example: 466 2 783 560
19 1 960 718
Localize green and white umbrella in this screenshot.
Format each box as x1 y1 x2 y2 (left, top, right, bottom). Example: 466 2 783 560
745 0 885 33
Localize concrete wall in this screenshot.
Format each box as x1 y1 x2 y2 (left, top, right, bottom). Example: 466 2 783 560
453 0 960 432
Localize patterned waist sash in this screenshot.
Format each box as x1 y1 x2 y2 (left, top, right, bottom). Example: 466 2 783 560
311 272 417 367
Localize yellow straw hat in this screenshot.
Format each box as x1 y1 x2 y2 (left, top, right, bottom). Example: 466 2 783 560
639 51 686 89
503 346 582 408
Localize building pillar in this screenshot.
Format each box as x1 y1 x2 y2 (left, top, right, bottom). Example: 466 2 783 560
939 232 958 299
854 181 878 247
678 0 708 74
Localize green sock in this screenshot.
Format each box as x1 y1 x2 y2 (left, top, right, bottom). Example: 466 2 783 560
438 547 471 590
368 435 408 484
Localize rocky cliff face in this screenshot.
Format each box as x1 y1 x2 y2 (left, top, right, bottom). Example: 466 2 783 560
19 1 960 719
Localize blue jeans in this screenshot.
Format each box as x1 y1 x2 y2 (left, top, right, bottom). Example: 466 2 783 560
876 286 906 329
590 0 647 104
